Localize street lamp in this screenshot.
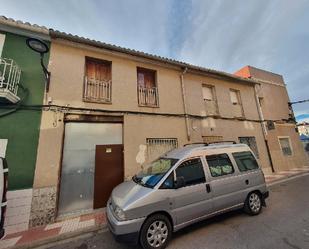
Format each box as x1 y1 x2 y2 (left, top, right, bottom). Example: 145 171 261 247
26 38 51 92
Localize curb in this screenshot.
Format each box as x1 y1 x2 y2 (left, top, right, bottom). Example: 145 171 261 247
267 171 309 187
10 224 107 249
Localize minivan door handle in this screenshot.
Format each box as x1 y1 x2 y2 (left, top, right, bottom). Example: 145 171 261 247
206 184 211 193
245 179 249 185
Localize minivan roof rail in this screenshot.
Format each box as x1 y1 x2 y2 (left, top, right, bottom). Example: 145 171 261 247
183 142 208 147
208 141 237 145
183 141 237 147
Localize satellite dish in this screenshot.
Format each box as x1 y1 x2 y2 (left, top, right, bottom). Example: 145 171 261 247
26 38 49 54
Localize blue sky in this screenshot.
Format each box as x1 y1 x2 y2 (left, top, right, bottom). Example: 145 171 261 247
1 0 308 120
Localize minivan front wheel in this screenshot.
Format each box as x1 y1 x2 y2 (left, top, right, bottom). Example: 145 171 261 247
244 192 262 215
140 214 172 249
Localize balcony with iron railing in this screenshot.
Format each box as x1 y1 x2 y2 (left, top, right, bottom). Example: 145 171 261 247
83 77 112 103
138 86 159 107
0 58 21 103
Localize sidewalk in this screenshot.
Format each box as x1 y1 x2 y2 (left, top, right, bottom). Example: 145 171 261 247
1 166 309 249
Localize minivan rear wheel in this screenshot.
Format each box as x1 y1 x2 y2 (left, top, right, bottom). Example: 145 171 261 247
140 214 172 249
244 192 262 215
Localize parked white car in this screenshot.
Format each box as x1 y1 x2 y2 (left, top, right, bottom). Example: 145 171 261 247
0 157 8 239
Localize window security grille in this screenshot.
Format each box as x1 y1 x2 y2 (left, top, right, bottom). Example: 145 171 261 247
146 138 178 162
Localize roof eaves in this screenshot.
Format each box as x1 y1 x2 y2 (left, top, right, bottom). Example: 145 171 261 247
0 15 49 40
49 29 258 85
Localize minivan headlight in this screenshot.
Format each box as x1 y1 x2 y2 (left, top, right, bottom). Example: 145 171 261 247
114 206 126 221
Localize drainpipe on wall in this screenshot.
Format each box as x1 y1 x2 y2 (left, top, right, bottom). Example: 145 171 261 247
254 84 275 173
180 67 190 141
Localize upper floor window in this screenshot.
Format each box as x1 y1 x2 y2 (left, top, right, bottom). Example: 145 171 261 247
176 158 206 186
83 57 111 103
278 137 292 156
202 85 218 115
206 153 234 177
137 67 159 107
229 89 244 118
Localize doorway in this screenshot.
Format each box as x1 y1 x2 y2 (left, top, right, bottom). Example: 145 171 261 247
58 121 123 217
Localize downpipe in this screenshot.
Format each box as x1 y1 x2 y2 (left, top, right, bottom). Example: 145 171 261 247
180 67 190 141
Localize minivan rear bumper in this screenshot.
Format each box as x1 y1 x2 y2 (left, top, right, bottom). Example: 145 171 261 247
106 201 145 245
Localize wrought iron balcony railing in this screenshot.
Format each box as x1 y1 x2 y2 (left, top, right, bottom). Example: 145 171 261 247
138 86 159 107
83 77 112 103
0 58 21 103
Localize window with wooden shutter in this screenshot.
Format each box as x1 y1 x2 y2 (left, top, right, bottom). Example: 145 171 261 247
84 57 112 103
137 67 159 107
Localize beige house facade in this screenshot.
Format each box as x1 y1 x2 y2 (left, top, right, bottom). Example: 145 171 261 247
0 16 304 228
235 66 308 172
28 30 308 227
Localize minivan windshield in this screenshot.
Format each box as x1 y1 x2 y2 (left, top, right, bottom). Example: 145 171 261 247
133 158 178 188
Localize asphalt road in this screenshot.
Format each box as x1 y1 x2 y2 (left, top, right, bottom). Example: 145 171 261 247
47 174 309 249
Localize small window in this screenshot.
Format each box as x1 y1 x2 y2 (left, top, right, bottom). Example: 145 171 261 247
206 154 234 177
230 89 244 117
279 137 292 156
233 151 259 172
239 137 259 158
230 89 239 105
202 85 214 101
160 173 174 189
146 138 178 163
176 158 206 186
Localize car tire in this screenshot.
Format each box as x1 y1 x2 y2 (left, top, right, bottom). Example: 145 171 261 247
244 192 262 215
140 214 172 249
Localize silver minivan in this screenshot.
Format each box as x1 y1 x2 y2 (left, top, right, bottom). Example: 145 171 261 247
107 143 269 249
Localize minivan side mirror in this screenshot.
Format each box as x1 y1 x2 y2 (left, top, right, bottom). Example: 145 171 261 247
175 176 185 189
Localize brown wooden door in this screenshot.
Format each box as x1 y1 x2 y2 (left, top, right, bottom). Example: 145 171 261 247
94 144 124 209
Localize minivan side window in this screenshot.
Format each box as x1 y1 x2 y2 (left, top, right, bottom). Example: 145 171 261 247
232 151 259 172
176 158 206 186
206 154 234 177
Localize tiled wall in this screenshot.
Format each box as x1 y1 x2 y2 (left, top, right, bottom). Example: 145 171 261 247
4 189 32 234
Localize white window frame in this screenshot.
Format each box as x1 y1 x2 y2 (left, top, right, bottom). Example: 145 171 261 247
278 136 293 156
